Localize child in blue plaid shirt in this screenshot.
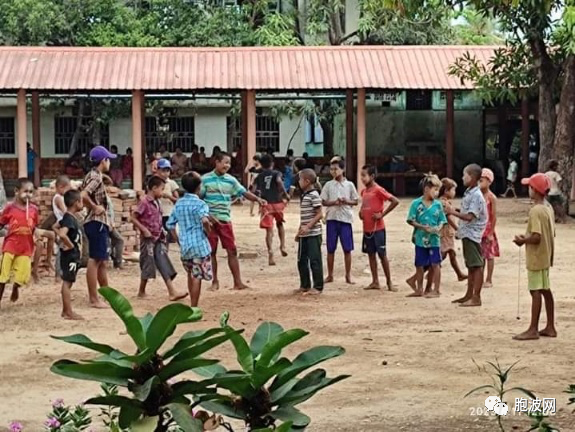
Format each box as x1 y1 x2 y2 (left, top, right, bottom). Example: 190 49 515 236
167 171 212 307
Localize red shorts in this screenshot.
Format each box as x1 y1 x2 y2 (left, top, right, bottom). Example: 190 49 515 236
260 203 286 229
208 222 236 252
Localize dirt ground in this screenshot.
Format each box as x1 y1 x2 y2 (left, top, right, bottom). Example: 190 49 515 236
0 198 574 431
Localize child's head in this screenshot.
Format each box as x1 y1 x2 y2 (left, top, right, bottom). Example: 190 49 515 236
463 164 482 188
330 159 345 180
126 147 132 156
15 178 34 203
156 159 172 180
260 154 273 170
147 175 166 199
200 146 205 153
154 152 162 160
439 177 457 199
64 189 83 212
546 159 559 172
521 173 550 200
192 144 199 153
182 171 202 195
89 145 116 172
110 145 118 154
55 175 71 195
253 154 262 168
421 174 441 199
175 146 183 155
214 152 232 174
479 168 494 192
286 149 294 157
360 165 377 186
293 158 306 173
298 168 317 191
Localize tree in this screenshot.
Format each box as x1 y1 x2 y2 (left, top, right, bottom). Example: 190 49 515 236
449 0 575 201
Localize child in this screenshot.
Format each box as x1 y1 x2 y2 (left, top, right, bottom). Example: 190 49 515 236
53 189 84 320
284 149 294 193
438 178 467 281
254 154 288 266
150 152 161 175
295 169 324 295
245 154 262 217
122 147 134 180
406 174 447 298
52 175 72 280
293 158 322 198
480 168 500 288
109 145 123 186
513 173 556 340
0 178 38 307
360 165 399 291
154 159 180 243
201 152 265 291
501 156 518 198
131 176 187 302
167 171 213 307
321 158 359 284
447 164 487 307
544 160 566 223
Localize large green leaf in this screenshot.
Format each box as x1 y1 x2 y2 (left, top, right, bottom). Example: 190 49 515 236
170 332 239 364
270 378 300 404
139 313 154 333
252 358 292 389
276 374 350 406
118 405 144 430
146 304 203 354
192 363 228 378
85 395 144 410
51 334 121 356
159 358 220 381
257 329 308 369
270 346 345 391
99 287 146 351
171 380 217 399
223 325 254 374
250 322 284 357
270 406 310 427
166 403 203 432
88 352 134 369
51 360 135 387
130 376 160 402
252 422 293 432
163 328 227 359
200 399 245 420
209 373 255 397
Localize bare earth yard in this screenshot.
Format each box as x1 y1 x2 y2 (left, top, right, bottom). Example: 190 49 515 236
0 198 574 431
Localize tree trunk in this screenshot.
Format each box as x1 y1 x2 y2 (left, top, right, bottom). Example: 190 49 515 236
552 55 575 205
320 117 334 157
69 99 86 157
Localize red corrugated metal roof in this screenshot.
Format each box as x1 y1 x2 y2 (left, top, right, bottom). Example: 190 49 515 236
0 45 496 92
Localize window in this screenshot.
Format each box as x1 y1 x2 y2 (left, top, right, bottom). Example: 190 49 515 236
226 116 280 153
406 90 433 110
145 116 195 153
54 117 110 155
0 117 15 154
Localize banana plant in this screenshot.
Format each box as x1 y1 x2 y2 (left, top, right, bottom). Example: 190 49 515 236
196 313 350 431
50 287 240 432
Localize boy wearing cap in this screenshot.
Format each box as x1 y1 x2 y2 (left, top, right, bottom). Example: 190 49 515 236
155 159 180 243
513 173 556 340
82 145 115 308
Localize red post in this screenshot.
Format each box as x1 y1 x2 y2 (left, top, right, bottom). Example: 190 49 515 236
31 91 41 187
132 90 144 191
446 90 455 179
17 89 27 179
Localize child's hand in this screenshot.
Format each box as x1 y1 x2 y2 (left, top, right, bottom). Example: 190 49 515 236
513 235 525 246
424 225 434 233
93 205 105 215
294 233 299 242
298 226 310 237
141 228 152 238
487 233 494 242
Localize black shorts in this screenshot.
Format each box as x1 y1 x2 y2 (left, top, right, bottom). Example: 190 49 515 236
60 251 81 283
362 229 387 257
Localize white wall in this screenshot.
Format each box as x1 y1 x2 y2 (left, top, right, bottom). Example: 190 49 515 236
279 114 306 156
194 107 228 155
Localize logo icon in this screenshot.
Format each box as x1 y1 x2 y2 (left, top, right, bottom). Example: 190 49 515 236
485 396 501 411
493 402 509 416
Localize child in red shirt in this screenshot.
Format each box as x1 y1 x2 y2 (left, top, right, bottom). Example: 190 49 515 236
0 178 39 307
360 165 399 291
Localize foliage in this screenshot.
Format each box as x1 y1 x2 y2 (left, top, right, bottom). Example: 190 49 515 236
43 399 92 432
195 313 349 431
452 6 504 45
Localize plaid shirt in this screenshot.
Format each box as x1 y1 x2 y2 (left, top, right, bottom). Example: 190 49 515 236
83 169 109 225
166 193 211 259
134 195 164 241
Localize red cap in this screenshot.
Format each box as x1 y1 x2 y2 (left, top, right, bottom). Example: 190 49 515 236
521 173 551 195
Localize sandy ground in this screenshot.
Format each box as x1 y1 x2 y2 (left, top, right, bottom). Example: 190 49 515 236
1 198 574 432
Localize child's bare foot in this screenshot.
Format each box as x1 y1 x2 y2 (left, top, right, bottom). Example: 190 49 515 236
303 289 322 296
459 297 482 307
513 329 540 340
90 300 108 309
169 291 189 302
62 312 84 321
345 276 355 285
483 282 493 288
137 292 148 299
10 287 19 302
406 291 423 298
324 276 334 284
538 328 557 338
406 277 417 292
363 282 381 290
458 274 468 281
208 282 220 292
425 290 441 298
268 254 276 266
294 288 308 295
232 283 250 290
280 248 288 257
387 284 398 292
452 296 470 304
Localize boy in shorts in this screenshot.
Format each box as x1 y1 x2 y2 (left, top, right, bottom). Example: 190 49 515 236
167 171 213 307
321 158 358 284
131 176 187 302
0 178 38 307
447 164 487 307
360 165 399 291
513 173 556 340
53 189 84 320
254 154 288 266
201 152 265 291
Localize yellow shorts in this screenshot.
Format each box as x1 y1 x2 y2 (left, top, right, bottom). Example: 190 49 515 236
0 253 32 286
527 269 551 291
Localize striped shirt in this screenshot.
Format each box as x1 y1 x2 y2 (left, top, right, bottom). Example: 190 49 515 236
201 171 247 222
166 193 211 259
299 190 322 237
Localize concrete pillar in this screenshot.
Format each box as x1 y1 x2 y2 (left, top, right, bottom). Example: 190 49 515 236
132 90 144 191
246 90 257 174
17 89 27 178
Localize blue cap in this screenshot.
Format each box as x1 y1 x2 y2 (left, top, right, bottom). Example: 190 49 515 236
157 159 172 170
90 146 117 163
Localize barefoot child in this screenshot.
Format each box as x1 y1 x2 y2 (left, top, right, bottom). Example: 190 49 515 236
544 160 567 223
131 176 187 302
359 165 399 291
438 178 467 281
52 190 84 320
480 168 500 288
245 155 262 217
295 169 324 295
406 174 446 298
167 171 213 307
201 152 265 291
447 164 487 307
254 154 288 266
0 178 38 307
513 173 556 340
321 158 359 284
52 175 71 280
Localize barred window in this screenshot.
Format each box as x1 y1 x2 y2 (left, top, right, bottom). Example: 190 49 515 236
406 90 433 111
226 116 280 153
145 116 195 153
0 117 15 154
54 117 110 155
